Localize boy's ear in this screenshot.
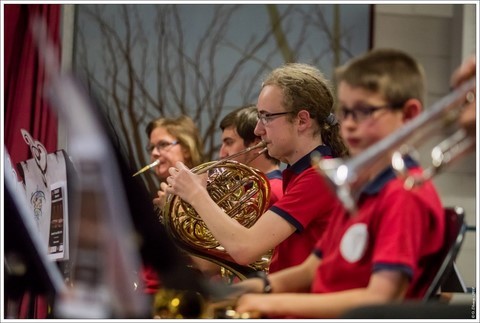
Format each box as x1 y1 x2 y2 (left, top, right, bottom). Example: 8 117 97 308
401 99 422 122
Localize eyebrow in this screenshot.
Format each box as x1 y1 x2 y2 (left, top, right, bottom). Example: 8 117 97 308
257 109 274 114
154 139 174 143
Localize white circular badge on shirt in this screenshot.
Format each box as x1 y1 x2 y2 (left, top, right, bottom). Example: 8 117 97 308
340 223 368 263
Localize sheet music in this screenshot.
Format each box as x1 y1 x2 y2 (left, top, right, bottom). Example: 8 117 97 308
18 148 70 261
4 149 67 296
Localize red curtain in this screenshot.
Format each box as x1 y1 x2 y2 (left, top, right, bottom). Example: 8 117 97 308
4 4 61 319
4 4 60 171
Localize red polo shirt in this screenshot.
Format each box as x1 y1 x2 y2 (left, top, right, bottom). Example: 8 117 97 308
268 145 344 273
266 169 283 207
312 157 445 299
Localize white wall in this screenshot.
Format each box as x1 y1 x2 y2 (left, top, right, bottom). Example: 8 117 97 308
373 3 477 288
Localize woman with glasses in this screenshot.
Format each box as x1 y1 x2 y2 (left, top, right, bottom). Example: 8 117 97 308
146 115 204 183
163 63 348 274
142 115 205 295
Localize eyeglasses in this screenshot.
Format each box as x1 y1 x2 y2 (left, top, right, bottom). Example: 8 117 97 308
257 111 293 125
337 103 400 123
146 140 178 153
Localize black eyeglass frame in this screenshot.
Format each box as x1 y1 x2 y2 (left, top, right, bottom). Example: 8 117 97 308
336 103 403 123
257 111 294 125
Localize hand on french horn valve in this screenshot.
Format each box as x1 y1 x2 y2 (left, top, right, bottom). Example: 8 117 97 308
161 161 208 204
153 189 167 210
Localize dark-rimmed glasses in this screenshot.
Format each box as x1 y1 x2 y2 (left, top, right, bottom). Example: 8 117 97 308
257 111 294 125
337 103 400 123
146 140 178 153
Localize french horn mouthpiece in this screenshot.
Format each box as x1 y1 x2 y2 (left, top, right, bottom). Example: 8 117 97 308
132 159 160 177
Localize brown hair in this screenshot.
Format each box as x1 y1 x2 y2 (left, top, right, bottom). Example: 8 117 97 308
335 48 426 107
220 104 280 164
263 63 348 158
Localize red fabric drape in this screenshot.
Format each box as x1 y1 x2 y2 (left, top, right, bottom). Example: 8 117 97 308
4 4 61 319
4 4 60 171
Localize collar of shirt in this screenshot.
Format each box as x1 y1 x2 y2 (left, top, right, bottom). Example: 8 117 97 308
266 169 282 180
285 145 333 175
361 155 419 196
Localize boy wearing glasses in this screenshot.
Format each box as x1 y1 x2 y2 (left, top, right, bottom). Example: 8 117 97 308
163 63 348 274
233 49 446 318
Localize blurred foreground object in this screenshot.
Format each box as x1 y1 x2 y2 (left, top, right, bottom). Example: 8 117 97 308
29 17 230 319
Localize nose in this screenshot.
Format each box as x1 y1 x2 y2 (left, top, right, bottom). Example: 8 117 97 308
254 119 264 136
151 149 160 159
340 115 357 132
219 145 228 159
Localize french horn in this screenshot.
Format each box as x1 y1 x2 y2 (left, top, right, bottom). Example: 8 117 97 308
162 154 272 280
133 142 273 280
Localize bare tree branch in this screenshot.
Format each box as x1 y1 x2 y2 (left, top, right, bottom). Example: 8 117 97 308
74 4 370 194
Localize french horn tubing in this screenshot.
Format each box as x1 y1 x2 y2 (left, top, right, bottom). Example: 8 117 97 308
313 77 476 213
161 141 272 280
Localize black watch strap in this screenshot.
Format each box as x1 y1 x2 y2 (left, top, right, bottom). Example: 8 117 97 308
249 271 272 293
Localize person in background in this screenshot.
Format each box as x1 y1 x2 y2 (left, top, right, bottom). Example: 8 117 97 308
146 115 205 210
146 115 204 183
232 49 446 319
142 115 205 295
450 54 476 139
219 104 283 206
163 63 348 275
195 105 285 280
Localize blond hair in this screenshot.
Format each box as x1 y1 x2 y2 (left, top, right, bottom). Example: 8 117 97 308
146 115 205 168
263 63 348 157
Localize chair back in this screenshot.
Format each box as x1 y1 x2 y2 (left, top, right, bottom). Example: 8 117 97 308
423 206 467 301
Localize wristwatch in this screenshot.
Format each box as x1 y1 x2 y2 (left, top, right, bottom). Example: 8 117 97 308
249 271 272 293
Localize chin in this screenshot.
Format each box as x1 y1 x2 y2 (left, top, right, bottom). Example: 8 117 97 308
269 152 280 161
156 169 168 180
347 148 361 157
